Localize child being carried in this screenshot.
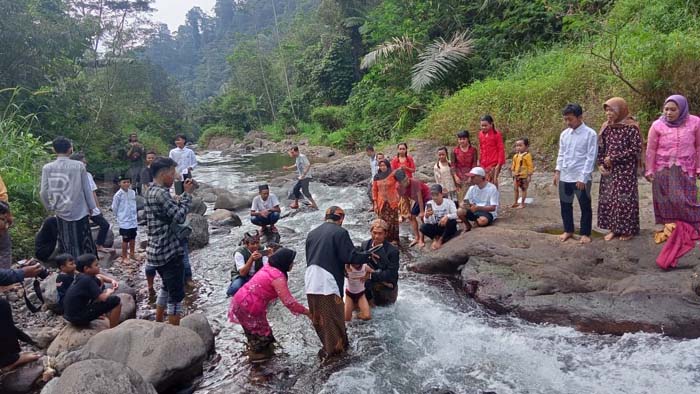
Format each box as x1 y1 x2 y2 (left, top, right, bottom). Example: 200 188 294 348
344 263 374 321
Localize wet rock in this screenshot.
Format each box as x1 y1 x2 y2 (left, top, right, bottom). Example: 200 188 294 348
187 214 209 250
190 197 207 216
208 209 242 227
41 359 157 394
212 188 253 211
0 357 45 393
47 318 110 357
413 225 700 338
116 293 136 324
181 313 215 354
80 319 207 392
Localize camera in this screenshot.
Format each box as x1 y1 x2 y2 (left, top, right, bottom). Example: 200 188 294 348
18 258 50 280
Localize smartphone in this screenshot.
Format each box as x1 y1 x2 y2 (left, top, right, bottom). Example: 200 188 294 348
174 181 184 195
368 244 383 254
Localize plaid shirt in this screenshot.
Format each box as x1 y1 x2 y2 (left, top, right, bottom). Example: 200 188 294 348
145 185 191 266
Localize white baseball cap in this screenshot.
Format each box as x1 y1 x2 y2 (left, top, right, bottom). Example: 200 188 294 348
467 167 486 177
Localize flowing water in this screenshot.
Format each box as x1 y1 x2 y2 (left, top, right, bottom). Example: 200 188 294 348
182 151 700 394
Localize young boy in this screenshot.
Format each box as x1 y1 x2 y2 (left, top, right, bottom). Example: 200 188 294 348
111 175 139 263
168 135 197 194
139 150 157 195
62 254 122 328
283 146 317 209
511 137 534 208
227 233 267 297
55 253 76 314
344 263 373 321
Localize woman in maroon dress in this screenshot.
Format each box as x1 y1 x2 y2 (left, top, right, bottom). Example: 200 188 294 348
597 97 642 241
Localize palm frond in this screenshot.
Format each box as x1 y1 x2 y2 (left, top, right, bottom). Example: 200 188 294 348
410 31 474 92
360 35 416 70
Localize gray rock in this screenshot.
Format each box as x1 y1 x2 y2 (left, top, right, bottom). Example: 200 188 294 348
0 357 45 393
53 350 83 373
97 249 117 269
47 318 110 357
91 226 115 248
189 197 207 216
200 192 217 203
135 195 146 211
41 359 157 394
40 272 59 310
212 188 252 211
114 283 137 301
208 209 242 227
81 319 206 392
27 326 62 349
181 313 215 354
116 293 136 324
187 214 209 250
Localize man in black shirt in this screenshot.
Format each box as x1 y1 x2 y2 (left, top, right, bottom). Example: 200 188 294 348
362 219 400 306
63 254 121 328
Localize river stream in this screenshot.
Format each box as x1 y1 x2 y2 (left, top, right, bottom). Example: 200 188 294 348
178 151 700 394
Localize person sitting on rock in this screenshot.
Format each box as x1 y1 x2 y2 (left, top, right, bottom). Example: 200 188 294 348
54 253 76 314
250 184 281 234
63 253 122 328
226 233 267 297
421 184 458 250
228 248 310 362
457 167 499 231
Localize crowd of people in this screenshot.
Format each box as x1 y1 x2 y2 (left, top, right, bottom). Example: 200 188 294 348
2 93 700 371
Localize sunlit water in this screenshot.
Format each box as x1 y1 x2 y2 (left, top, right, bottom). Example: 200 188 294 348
181 151 700 394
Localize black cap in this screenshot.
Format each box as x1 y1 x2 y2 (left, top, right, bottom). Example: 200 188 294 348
430 184 443 194
258 184 269 192
118 174 131 182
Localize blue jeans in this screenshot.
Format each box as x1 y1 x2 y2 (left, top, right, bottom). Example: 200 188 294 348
250 212 280 226
226 276 250 297
181 239 192 280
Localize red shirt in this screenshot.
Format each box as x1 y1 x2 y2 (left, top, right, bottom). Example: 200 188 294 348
452 145 478 180
478 129 505 169
391 155 416 178
400 179 431 203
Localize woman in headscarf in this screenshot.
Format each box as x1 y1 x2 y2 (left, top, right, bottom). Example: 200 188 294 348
597 97 643 241
645 95 700 226
373 159 400 244
228 248 310 362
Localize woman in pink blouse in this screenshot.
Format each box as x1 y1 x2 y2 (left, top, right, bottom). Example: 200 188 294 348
645 94 700 225
228 248 310 362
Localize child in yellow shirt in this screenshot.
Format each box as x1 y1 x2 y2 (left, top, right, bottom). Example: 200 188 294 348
511 137 534 208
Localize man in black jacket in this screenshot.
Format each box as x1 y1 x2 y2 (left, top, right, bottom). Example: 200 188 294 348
362 219 400 306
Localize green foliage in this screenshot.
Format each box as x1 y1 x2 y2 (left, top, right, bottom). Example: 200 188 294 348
198 125 244 147
313 36 357 105
310 106 347 131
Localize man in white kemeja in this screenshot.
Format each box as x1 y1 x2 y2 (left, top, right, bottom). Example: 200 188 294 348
168 134 197 183
420 184 458 250
457 167 499 231
554 103 598 244
250 184 281 233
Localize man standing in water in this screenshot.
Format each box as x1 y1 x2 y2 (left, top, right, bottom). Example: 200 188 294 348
362 219 400 306
305 206 373 358
554 103 597 244
283 146 317 209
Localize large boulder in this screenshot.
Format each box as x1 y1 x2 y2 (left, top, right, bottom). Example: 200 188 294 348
0 357 45 393
40 272 59 311
199 192 217 203
91 226 115 248
187 214 209 250
212 188 253 211
208 209 242 227
26 326 62 349
41 359 157 394
116 293 136 324
47 318 110 357
181 313 215 354
189 197 207 216
80 319 207 392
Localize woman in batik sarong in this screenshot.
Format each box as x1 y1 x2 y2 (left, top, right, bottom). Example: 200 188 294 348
372 159 400 244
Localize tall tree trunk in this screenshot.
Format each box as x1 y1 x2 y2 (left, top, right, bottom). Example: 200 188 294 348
255 24 276 121
271 0 297 121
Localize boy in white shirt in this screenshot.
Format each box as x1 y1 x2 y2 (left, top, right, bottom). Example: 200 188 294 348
168 134 197 193
457 167 499 231
420 184 458 250
250 184 281 233
111 176 139 263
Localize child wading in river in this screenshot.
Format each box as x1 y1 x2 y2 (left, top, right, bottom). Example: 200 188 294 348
511 137 534 209
344 263 374 321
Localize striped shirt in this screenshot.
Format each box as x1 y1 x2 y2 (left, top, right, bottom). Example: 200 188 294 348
145 185 191 266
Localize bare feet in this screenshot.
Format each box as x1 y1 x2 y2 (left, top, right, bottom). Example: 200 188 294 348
511 203 520 208
409 240 418 247
417 241 425 249
289 203 299 209
309 203 318 209
431 240 442 250
604 232 616 241
619 234 634 241
559 232 574 242
515 204 525 209
579 236 592 244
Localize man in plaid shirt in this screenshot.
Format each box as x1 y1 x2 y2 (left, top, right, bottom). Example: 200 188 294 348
146 157 193 326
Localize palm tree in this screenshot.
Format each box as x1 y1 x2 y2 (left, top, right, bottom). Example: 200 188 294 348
361 31 474 92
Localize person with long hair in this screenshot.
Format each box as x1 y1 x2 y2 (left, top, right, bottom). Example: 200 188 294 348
372 159 400 244
228 248 310 362
478 115 506 188
434 147 457 201
391 142 416 220
452 130 478 202
597 97 642 241
646 94 700 227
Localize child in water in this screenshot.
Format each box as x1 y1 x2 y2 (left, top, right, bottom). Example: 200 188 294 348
344 263 374 321
511 137 534 208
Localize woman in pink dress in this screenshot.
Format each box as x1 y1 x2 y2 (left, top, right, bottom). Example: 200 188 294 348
228 248 309 361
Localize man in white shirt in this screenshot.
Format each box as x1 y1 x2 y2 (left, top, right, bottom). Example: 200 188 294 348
168 134 197 187
554 103 597 244
250 184 281 233
283 146 317 209
421 184 458 250
457 167 499 231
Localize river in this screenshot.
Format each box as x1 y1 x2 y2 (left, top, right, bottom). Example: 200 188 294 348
180 151 700 394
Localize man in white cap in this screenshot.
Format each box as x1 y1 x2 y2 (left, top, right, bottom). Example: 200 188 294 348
457 166 499 231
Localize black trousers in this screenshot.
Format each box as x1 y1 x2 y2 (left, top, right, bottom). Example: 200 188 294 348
420 219 458 241
0 298 31 368
559 181 592 236
90 214 110 246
